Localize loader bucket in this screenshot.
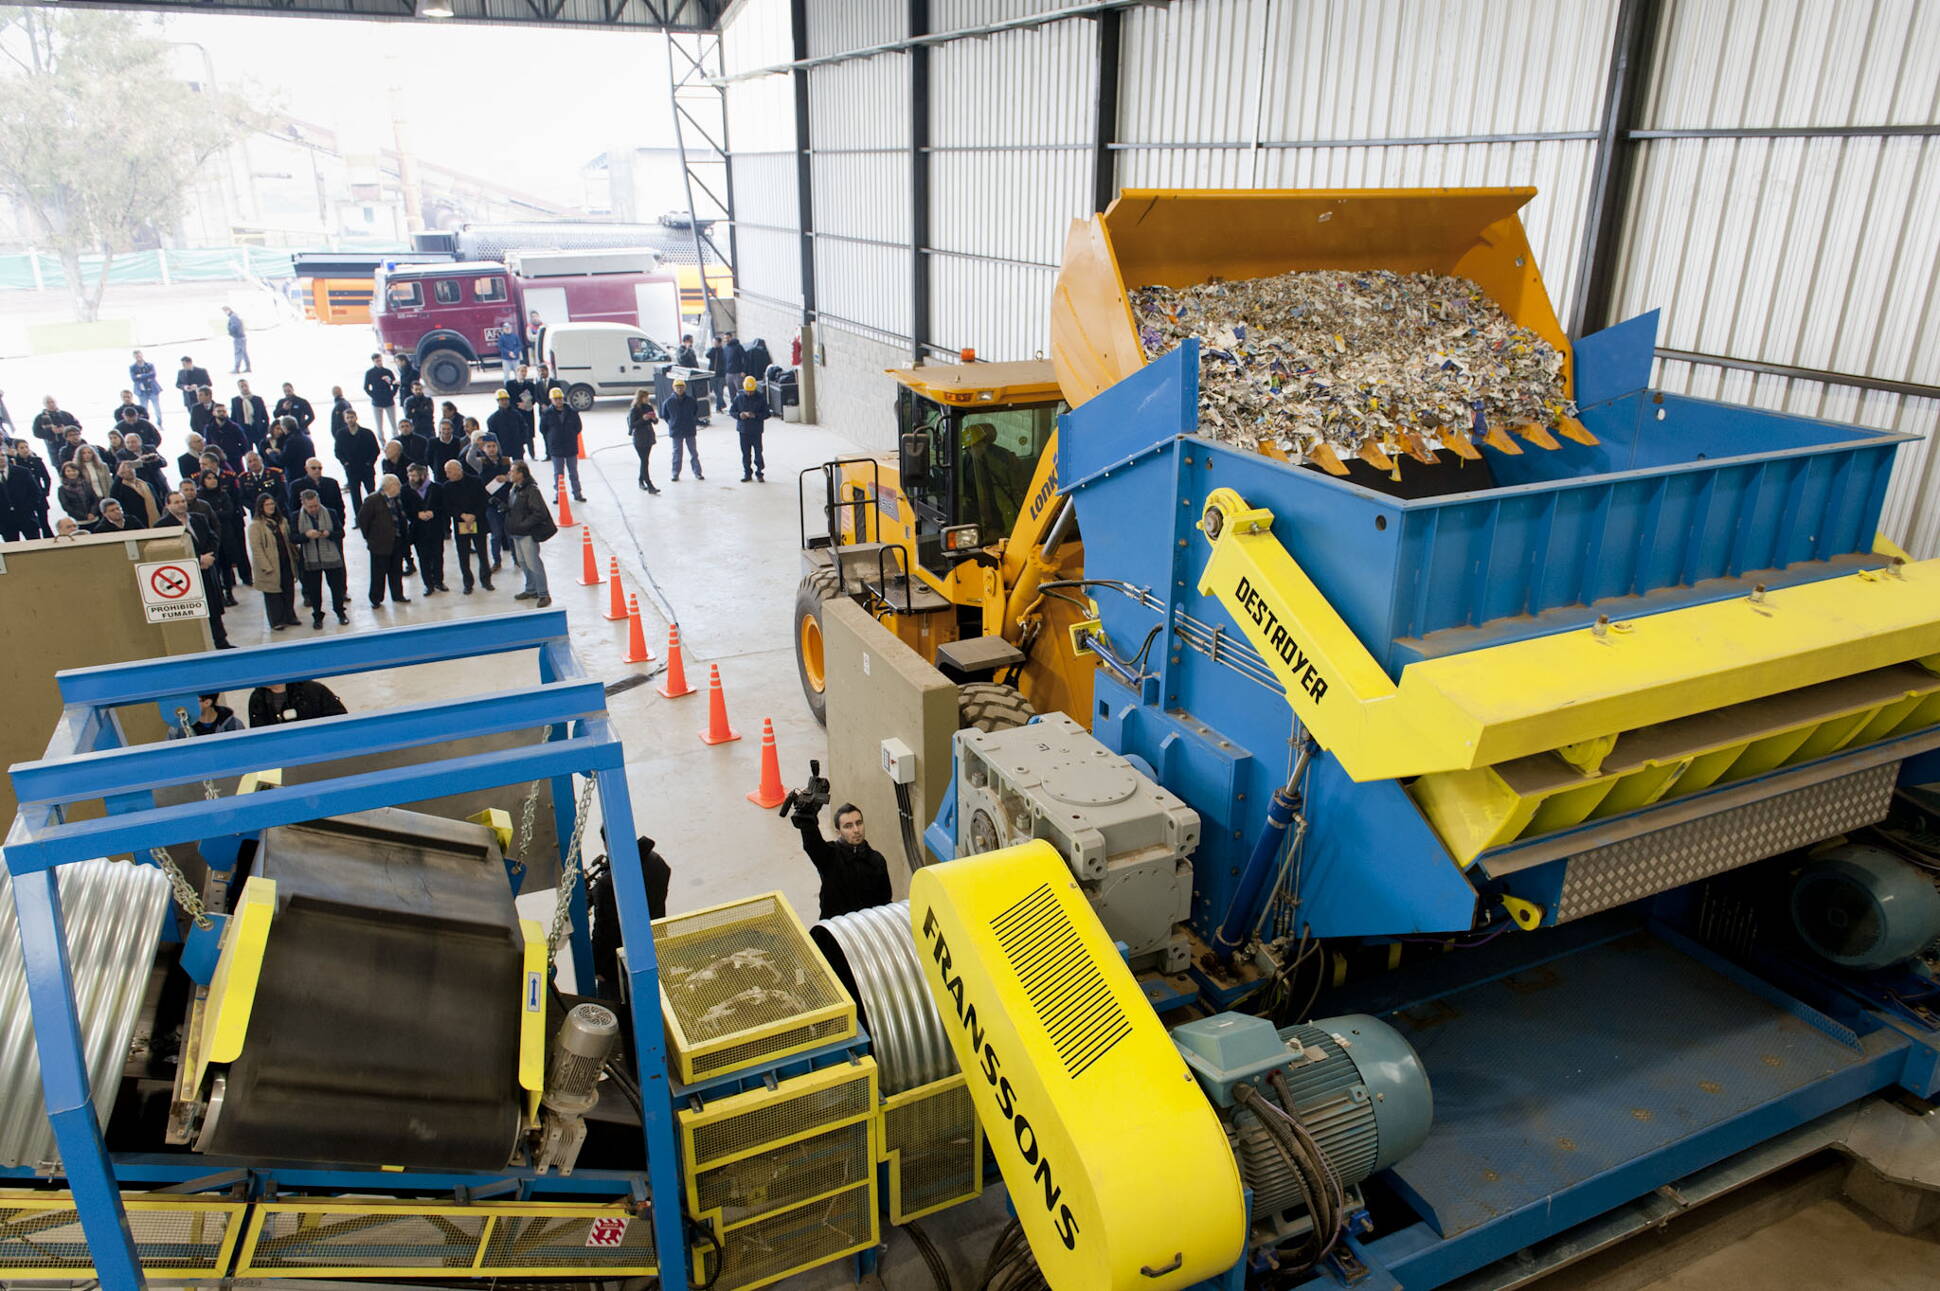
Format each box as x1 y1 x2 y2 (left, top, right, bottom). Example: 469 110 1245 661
1050 187 1569 408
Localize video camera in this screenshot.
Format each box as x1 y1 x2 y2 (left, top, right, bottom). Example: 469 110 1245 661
777 758 831 823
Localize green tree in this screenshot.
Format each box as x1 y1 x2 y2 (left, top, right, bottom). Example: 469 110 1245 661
0 8 260 322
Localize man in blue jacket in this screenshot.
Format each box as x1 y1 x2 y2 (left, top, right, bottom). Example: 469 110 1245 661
730 375 771 482
129 351 165 426
660 378 702 482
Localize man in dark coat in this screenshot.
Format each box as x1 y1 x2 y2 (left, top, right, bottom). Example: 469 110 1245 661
402 381 436 440
293 487 351 626
231 379 271 448
274 383 315 433
334 408 380 510
791 801 890 920
276 418 315 477
729 376 772 483
89 497 134 535
742 337 772 380
363 353 399 437
30 396 79 453
205 405 248 469
189 386 219 439
703 335 728 411
0 450 51 541
404 463 448 595
293 458 345 517
539 390 585 500
156 489 231 648
676 333 698 368
355 475 411 606
176 357 212 412
660 379 702 481
115 405 162 451
723 333 745 385
441 459 494 593
247 681 347 727
429 421 467 476
487 389 531 460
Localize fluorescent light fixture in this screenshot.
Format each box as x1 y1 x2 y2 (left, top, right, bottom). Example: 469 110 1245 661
418 0 455 16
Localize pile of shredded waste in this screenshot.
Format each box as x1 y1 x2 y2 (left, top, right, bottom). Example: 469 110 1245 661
1133 269 1579 474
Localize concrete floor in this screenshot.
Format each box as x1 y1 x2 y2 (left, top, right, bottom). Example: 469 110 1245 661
10 309 1939 1289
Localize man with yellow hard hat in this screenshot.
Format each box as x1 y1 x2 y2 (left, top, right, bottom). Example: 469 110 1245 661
729 374 772 483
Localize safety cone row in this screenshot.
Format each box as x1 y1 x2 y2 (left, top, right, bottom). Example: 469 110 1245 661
577 528 602 586
658 626 694 698
604 558 629 620
746 719 787 807
556 477 574 527
698 664 740 744
623 595 655 664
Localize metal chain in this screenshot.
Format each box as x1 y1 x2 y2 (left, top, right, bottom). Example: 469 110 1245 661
174 707 222 801
512 777 544 877
546 776 600 962
159 706 217 930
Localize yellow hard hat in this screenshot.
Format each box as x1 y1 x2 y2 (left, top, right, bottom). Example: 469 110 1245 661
495 389 510 400
963 421 995 446
672 379 687 390
743 376 758 391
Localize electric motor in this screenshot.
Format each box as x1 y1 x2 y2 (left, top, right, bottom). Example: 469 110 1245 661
545 1003 620 1114
1174 1012 1433 1229
1791 844 1940 971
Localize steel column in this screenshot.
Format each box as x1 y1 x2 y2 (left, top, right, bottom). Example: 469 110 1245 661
1091 7 1122 213
1569 0 1666 340
791 0 816 319
908 0 932 362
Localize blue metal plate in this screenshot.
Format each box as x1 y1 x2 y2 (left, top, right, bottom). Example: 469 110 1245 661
1384 932 1886 1239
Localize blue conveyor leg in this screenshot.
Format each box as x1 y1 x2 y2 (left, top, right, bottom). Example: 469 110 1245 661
12 870 145 1290
594 764 689 1289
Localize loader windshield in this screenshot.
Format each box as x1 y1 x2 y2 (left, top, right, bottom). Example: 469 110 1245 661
956 404 1056 538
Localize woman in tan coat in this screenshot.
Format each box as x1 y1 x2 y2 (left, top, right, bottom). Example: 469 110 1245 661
247 492 301 630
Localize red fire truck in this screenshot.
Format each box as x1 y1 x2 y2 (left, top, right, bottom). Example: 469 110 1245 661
372 248 683 394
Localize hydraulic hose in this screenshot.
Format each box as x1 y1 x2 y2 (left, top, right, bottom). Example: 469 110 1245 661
1214 741 1313 956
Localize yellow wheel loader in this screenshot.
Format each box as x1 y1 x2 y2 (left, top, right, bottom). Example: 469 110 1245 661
794 358 1096 731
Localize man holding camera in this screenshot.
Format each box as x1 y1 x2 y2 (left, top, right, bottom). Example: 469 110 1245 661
786 762 891 919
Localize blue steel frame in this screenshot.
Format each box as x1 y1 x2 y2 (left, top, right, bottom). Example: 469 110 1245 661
1 612 689 1291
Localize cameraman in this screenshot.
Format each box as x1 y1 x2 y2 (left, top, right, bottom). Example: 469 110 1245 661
792 799 890 920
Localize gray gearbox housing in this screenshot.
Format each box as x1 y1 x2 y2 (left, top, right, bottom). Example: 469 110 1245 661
953 712 1197 972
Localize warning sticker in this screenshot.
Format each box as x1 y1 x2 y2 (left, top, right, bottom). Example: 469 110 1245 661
585 1216 630 1248
135 560 208 624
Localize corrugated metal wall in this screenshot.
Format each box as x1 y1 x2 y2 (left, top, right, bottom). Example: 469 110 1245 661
1617 0 1940 556
723 0 800 307
720 0 1940 554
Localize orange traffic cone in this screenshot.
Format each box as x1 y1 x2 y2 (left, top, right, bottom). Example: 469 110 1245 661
658 626 695 698
624 595 655 664
746 719 787 807
698 664 740 744
604 558 628 620
578 529 601 585
578 432 588 460
556 477 574 527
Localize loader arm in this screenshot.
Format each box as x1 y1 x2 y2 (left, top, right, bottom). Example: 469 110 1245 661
1195 487 1940 785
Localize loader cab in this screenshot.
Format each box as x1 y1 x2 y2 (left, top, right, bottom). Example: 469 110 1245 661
889 360 1063 577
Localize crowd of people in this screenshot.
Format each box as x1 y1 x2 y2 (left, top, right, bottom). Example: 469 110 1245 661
0 328 783 649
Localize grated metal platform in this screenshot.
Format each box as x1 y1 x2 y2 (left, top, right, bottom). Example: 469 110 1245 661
1383 932 1895 1240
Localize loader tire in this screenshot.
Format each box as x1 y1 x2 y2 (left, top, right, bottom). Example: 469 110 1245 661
795 566 843 726
957 682 1035 733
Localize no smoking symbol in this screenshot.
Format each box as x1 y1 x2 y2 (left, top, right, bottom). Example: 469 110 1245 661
150 566 194 600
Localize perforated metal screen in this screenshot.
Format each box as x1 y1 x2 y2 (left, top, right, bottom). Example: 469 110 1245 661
655 893 856 1082
881 1075 985 1223
0 1195 242 1277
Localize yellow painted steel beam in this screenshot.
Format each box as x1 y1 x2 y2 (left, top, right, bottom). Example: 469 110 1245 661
1197 488 1940 783
518 918 545 1124
188 876 275 1094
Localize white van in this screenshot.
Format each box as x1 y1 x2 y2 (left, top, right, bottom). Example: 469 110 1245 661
538 322 675 410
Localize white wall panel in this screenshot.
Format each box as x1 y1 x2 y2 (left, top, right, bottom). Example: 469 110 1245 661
931 258 1059 359
730 152 798 226
933 0 1075 26
733 225 803 308
815 238 911 342
1647 0 1940 129
807 0 903 56
1613 135 1940 385
810 55 911 148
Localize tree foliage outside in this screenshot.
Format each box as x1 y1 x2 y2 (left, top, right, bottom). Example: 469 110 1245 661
0 8 262 322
